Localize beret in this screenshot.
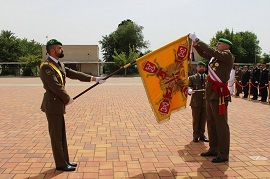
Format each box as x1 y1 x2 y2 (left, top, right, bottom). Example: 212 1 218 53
197 61 206 66
219 38 233 46
46 39 62 46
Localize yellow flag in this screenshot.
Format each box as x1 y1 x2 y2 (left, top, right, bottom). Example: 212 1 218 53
136 35 190 123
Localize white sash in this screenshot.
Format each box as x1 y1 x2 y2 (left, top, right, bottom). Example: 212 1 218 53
208 58 222 83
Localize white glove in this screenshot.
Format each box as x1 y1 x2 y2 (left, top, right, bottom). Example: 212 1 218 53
188 88 194 94
189 32 197 41
95 77 106 84
67 98 74 105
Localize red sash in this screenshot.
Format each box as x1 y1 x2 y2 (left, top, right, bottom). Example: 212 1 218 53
207 76 230 115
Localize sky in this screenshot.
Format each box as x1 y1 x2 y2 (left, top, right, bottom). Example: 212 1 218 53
1 0 270 59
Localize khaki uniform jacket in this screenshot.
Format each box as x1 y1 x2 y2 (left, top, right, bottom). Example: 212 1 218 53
188 73 206 108
194 41 235 100
40 57 92 114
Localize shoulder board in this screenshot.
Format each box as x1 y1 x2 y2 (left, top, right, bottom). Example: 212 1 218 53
40 61 49 68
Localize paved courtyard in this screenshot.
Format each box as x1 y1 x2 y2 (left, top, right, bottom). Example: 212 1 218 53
0 77 270 179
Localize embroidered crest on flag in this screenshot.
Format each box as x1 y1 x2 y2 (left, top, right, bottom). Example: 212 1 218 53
136 35 190 123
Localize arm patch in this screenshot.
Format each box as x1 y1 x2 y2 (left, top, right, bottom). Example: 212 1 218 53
46 69 53 75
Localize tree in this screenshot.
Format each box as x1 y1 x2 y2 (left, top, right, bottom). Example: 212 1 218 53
17 38 42 76
19 55 42 76
112 46 141 75
0 30 22 62
0 30 42 76
18 38 42 57
209 29 261 64
261 53 270 64
99 19 149 74
234 31 261 63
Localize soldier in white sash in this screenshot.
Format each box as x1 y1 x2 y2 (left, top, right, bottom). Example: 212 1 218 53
189 33 234 163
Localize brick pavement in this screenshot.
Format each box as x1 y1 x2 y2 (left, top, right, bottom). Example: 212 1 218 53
0 77 269 179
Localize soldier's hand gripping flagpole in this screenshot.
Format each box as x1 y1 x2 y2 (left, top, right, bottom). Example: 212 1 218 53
73 61 137 100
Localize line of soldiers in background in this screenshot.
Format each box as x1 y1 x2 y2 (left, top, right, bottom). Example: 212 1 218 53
234 63 270 103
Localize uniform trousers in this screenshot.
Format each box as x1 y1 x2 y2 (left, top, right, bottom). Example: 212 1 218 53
242 83 249 97
251 82 258 99
205 99 230 159
260 85 268 101
236 82 242 95
191 107 206 138
46 114 70 167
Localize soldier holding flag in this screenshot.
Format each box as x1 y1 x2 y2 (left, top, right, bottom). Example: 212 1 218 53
40 39 105 171
189 33 234 163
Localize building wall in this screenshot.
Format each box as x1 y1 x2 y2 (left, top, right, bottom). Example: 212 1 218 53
42 45 100 75
188 49 204 75
80 63 98 75
42 45 99 62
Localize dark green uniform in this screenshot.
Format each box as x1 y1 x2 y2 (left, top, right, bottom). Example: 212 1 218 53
40 57 92 167
194 41 234 160
188 73 206 139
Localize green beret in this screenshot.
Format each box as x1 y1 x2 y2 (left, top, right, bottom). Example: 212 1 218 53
219 38 233 46
197 61 206 66
46 39 62 46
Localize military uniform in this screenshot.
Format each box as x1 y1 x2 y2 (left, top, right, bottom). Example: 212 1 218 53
188 73 207 140
40 56 92 168
194 38 234 161
251 67 260 100
259 68 269 102
241 67 250 98
235 67 242 96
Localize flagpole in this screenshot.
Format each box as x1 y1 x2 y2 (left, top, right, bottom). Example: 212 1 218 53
73 61 137 100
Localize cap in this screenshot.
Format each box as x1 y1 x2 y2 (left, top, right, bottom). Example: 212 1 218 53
219 38 233 46
197 61 206 67
46 39 62 46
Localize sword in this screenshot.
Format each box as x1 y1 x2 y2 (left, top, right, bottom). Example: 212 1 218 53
193 89 205 92
73 61 137 100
